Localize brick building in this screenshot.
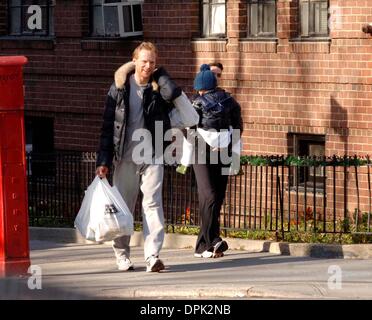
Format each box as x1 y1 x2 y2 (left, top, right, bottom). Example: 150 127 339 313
1 0 371 157
1 1 372 224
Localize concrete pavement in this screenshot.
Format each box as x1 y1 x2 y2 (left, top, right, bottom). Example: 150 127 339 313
1 234 372 299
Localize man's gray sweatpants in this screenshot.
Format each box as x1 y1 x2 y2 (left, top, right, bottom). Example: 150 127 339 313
112 160 165 261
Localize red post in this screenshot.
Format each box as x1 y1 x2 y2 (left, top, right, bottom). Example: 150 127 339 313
0 56 30 277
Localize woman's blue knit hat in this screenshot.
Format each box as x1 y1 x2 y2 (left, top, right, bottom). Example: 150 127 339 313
193 64 217 91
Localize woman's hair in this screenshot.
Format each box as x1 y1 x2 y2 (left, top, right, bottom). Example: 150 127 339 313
209 62 223 71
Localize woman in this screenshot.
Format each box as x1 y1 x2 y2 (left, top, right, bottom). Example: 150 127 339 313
191 64 243 258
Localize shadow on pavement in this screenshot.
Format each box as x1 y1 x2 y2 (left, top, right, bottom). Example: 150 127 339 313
0 277 91 300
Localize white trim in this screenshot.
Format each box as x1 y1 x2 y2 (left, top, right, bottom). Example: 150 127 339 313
99 0 143 37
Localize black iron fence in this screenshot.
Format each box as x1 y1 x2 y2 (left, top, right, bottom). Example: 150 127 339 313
26 151 372 235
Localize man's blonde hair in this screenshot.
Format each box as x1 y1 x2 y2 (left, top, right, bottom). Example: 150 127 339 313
132 42 158 59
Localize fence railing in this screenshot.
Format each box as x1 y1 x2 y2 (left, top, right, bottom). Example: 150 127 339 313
26 152 372 235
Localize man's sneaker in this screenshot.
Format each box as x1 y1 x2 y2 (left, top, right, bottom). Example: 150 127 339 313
194 250 213 258
146 256 165 272
117 257 134 271
213 240 228 258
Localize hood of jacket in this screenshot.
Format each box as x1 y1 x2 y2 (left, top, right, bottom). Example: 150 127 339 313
114 61 159 92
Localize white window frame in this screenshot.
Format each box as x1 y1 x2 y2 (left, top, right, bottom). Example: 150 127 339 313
247 0 276 38
299 0 329 37
92 0 143 38
201 0 226 38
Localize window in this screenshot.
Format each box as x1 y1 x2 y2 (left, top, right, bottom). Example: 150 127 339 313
201 0 226 37
293 134 326 191
299 0 328 37
8 0 54 36
25 117 54 176
25 116 54 154
247 0 276 38
90 0 143 38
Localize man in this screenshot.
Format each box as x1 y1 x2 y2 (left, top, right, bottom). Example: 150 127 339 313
209 62 223 80
95 42 192 272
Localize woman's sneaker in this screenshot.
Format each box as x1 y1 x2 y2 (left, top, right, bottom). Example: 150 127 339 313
213 240 228 258
117 257 134 271
194 250 213 258
146 256 165 272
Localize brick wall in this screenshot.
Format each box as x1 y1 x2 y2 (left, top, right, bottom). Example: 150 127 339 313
1 0 372 156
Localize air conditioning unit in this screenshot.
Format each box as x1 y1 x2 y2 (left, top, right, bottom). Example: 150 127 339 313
102 0 143 37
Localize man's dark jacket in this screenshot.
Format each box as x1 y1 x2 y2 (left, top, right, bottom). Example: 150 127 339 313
96 67 181 168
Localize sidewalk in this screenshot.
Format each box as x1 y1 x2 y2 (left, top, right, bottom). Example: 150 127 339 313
1 228 372 299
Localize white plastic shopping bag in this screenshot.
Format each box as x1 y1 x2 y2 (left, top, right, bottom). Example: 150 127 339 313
74 176 134 242
74 177 97 241
179 135 194 167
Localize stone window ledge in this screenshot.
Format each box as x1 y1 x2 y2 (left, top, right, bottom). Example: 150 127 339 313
289 38 331 54
191 38 227 52
239 38 278 53
0 37 55 50
81 38 142 51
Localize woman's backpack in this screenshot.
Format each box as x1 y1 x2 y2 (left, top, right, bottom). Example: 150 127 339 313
194 90 233 130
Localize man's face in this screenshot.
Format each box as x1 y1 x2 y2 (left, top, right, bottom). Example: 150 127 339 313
210 66 222 79
133 49 156 83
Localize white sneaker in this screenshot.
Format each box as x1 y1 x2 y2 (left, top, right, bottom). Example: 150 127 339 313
194 250 213 258
146 256 165 272
117 257 134 271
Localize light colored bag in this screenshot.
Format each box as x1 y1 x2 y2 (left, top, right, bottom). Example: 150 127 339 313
169 92 199 128
74 176 134 242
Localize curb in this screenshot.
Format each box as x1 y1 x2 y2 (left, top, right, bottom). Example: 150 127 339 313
29 227 372 259
94 285 317 300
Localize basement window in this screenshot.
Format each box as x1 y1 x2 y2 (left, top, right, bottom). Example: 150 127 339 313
292 134 326 192
300 0 329 37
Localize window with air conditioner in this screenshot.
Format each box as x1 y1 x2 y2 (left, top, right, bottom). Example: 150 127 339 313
90 0 143 38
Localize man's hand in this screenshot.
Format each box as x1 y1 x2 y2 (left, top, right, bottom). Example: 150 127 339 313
96 166 109 178
152 66 182 101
